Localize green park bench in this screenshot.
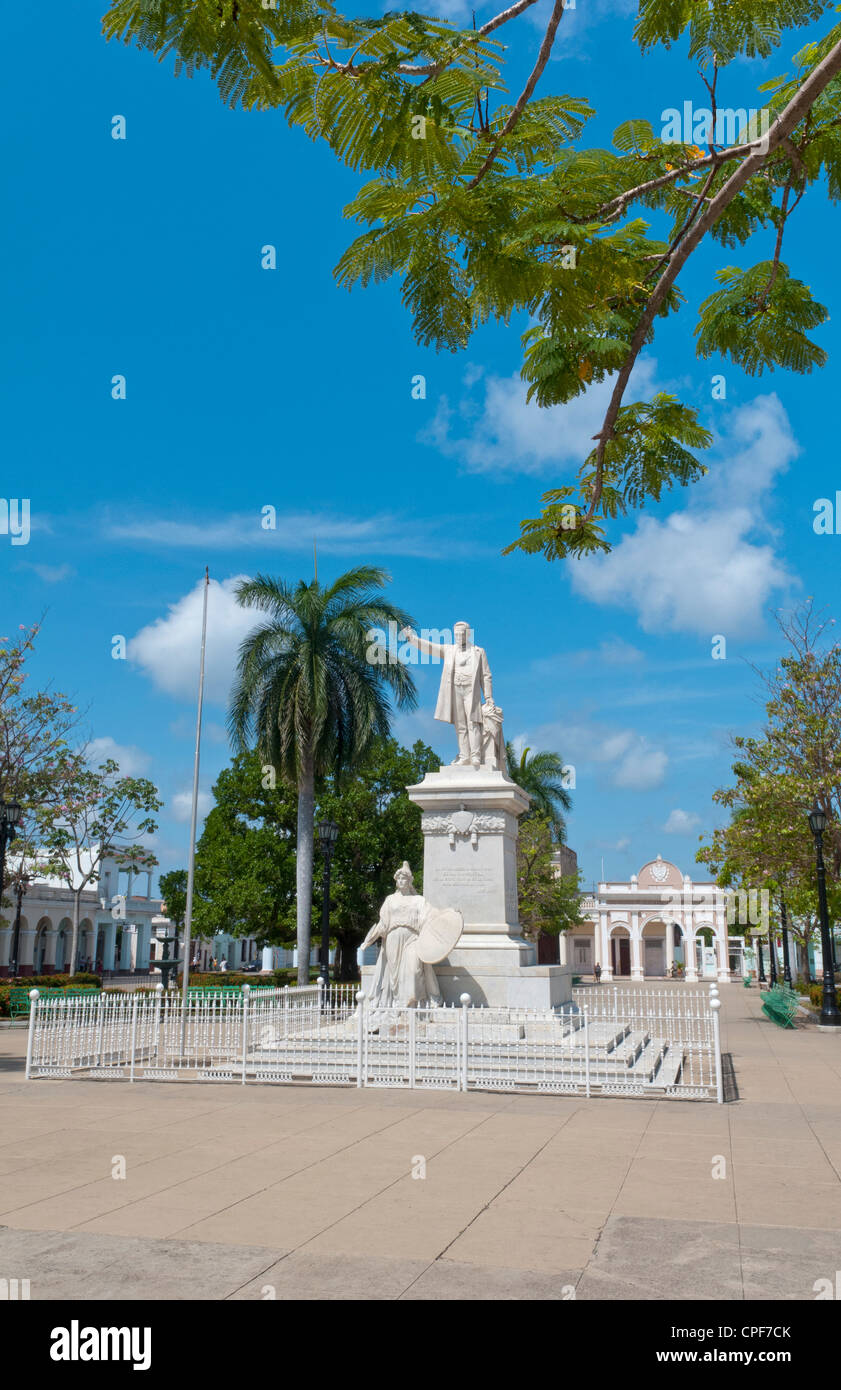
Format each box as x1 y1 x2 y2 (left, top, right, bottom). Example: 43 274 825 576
186 983 275 998
760 984 799 1029
9 988 32 1018
9 985 99 1019
743 975 753 988
186 985 242 999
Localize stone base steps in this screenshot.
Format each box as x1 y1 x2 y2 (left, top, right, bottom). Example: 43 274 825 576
247 1021 685 1092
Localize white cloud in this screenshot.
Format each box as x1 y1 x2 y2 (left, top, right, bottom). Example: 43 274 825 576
106 509 484 562
528 0 638 48
517 719 668 789
571 637 645 667
170 789 214 824
664 808 701 834
23 563 75 584
706 392 799 507
570 508 792 637
569 394 798 637
85 736 151 777
606 732 668 789
421 359 660 475
128 576 256 707
426 0 472 21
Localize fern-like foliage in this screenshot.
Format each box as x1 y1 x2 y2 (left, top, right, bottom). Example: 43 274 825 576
634 0 832 63
503 396 711 561
696 263 828 374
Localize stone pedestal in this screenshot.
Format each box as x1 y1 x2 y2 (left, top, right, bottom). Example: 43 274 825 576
404 764 571 1010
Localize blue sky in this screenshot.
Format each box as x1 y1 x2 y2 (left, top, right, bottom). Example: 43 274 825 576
3 0 840 891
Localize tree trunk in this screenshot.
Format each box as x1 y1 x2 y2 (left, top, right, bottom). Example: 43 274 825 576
70 890 81 979
296 755 315 986
337 933 360 981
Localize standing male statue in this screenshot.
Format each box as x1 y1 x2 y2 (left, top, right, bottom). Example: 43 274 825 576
400 621 498 769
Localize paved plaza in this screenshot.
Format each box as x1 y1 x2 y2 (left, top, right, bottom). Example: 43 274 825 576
2 985 841 1301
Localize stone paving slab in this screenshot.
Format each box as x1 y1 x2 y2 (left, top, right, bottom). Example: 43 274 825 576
1 984 840 1299
0 1225 286 1300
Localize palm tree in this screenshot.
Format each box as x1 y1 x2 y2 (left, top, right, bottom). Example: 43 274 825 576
229 567 416 984
506 744 572 842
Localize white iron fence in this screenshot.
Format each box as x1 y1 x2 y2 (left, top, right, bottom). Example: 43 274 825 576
25 981 723 1101
571 985 723 1100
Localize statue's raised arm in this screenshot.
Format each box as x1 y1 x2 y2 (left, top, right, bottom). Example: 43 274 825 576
400 626 447 660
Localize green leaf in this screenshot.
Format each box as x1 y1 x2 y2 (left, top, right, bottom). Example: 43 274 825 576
696 262 828 373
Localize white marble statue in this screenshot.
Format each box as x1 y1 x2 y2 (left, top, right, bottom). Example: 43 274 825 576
480 699 507 774
400 621 499 769
361 862 443 1008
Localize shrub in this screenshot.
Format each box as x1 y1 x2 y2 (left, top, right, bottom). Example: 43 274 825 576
805 983 841 1008
177 968 316 989
0 972 103 1016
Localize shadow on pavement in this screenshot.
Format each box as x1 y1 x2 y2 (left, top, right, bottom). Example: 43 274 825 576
721 1052 740 1102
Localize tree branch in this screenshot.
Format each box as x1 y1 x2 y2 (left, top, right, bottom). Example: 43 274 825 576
596 141 763 223
466 0 566 189
584 35 841 520
480 0 541 35
754 179 794 311
644 160 721 284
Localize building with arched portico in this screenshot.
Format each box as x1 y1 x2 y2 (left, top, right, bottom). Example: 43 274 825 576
559 855 739 983
0 848 262 978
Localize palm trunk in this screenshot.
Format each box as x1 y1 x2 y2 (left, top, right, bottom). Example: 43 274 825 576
296 755 315 986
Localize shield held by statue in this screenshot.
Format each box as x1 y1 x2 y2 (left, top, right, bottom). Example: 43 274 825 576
415 907 464 964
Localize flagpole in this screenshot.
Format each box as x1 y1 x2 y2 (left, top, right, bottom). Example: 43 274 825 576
180 568 209 1053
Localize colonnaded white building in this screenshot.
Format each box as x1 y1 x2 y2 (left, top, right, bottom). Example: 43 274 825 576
560 855 740 983
0 849 261 977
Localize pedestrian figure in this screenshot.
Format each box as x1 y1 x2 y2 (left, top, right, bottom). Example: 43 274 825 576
594 962 602 984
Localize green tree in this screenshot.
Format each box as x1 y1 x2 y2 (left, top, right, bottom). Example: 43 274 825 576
35 751 161 977
228 567 416 983
697 777 823 976
0 821 50 945
506 743 572 841
0 624 83 934
517 813 586 942
698 600 841 974
314 736 441 978
104 1 841 557
0 623 79 807
190 750 299 948
159 868 188 930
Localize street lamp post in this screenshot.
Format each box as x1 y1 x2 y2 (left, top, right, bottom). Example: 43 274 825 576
10 875 29 979
0 798 22 975
755 932 766 984
767 915 778 987
316 819 339 990
808 804 841 1029
780 893 793 989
